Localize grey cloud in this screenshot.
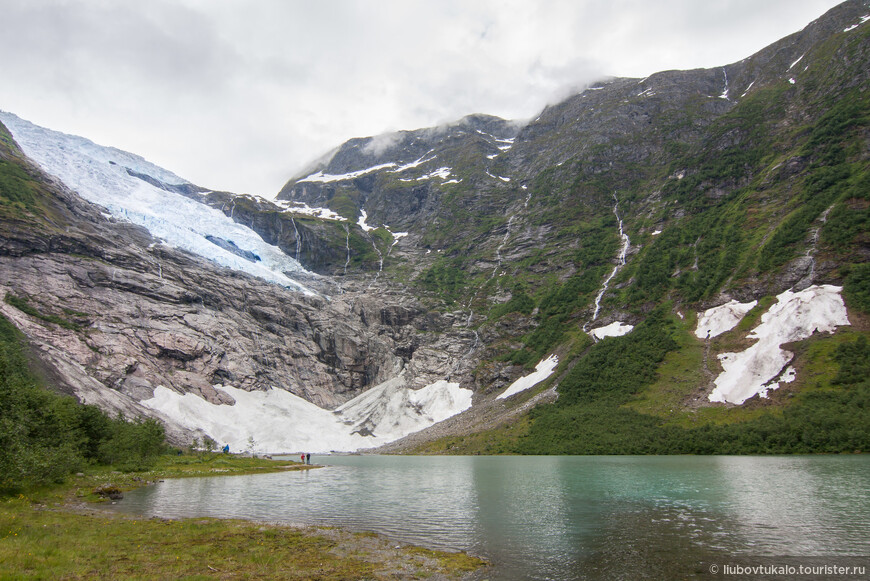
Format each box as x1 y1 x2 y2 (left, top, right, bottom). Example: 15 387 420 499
0 0 845 196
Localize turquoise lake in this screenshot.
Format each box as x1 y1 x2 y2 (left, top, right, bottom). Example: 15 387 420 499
113 455 870 580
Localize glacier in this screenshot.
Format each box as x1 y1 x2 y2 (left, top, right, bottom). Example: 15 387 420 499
0 111 313 293
143 378 473 454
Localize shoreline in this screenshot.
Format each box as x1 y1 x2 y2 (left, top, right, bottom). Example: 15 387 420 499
0 453 488 580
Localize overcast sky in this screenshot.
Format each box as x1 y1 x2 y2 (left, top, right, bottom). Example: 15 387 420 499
0 0 844 197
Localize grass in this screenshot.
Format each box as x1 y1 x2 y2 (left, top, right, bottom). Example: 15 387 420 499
624 311 705 421
410 417 533 455
4 292 82 331
626 309 867 430
0 454 487 580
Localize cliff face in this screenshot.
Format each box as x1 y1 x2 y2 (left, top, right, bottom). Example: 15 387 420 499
0 126 482 446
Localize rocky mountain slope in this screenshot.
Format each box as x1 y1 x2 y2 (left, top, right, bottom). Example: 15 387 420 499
1 0 868 454
0 118 480 452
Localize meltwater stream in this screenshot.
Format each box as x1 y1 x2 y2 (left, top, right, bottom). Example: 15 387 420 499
112 455 870 580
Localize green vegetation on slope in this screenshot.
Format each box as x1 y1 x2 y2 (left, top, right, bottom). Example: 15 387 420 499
0 124 59 227
514 327 868 455
0 313 166 493
415 311 869 456
418 256 468 305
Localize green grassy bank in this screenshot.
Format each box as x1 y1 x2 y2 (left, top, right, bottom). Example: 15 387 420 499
0 454 486 580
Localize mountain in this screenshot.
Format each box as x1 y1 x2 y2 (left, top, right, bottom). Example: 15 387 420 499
0 114 478 453
1 0 869 455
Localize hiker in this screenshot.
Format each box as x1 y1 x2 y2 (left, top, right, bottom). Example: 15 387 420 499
223 444 229 454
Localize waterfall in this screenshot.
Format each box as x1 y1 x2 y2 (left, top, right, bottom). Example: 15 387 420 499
365 232 384 290
494 215 515 274
587 194 630 328
797 204 835 290
719 67 730 100
342 224 351 276
290 217 302 262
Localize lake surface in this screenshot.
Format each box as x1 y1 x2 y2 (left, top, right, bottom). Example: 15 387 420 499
114 455 870 580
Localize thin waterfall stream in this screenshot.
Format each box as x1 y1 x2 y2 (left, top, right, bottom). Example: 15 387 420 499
342 224 351 276
586 194 630 331
290 217 302 262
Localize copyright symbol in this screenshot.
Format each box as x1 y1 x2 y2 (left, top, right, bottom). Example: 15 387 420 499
710 564 719 574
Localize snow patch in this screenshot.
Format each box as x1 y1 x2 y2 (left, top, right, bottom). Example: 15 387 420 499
275 200 344 221
298 162 397 183
695 299 758 339
398 166 454 182
708 285 850 405
590 321 634 340
485 170 511 182
337 378 472 438
788 53 806 71
390 231 408 247
389 151 436 173
475 130 515 152
843 14 870 32
144 379 473 454
357 209 374 232
497 355 559 400
421 167 452 180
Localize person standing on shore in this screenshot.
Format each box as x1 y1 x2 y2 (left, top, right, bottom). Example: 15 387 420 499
306 453 311 464
300 453 305 464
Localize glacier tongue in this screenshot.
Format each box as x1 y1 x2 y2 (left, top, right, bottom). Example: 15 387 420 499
143 378 473 454
0 112 313 293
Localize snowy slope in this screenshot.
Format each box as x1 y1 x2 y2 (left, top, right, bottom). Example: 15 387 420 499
0 112 313 293
143 378 473 454
497 355 558 400
696 300 758 339
708 285 850 404
336 377 473 438
590 321 634 340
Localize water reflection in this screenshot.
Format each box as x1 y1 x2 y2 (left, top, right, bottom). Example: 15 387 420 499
113 455 870 580
710 456 870 555
469 457 579 579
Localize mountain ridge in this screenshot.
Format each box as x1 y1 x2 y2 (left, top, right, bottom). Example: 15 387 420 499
1 0 868 454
